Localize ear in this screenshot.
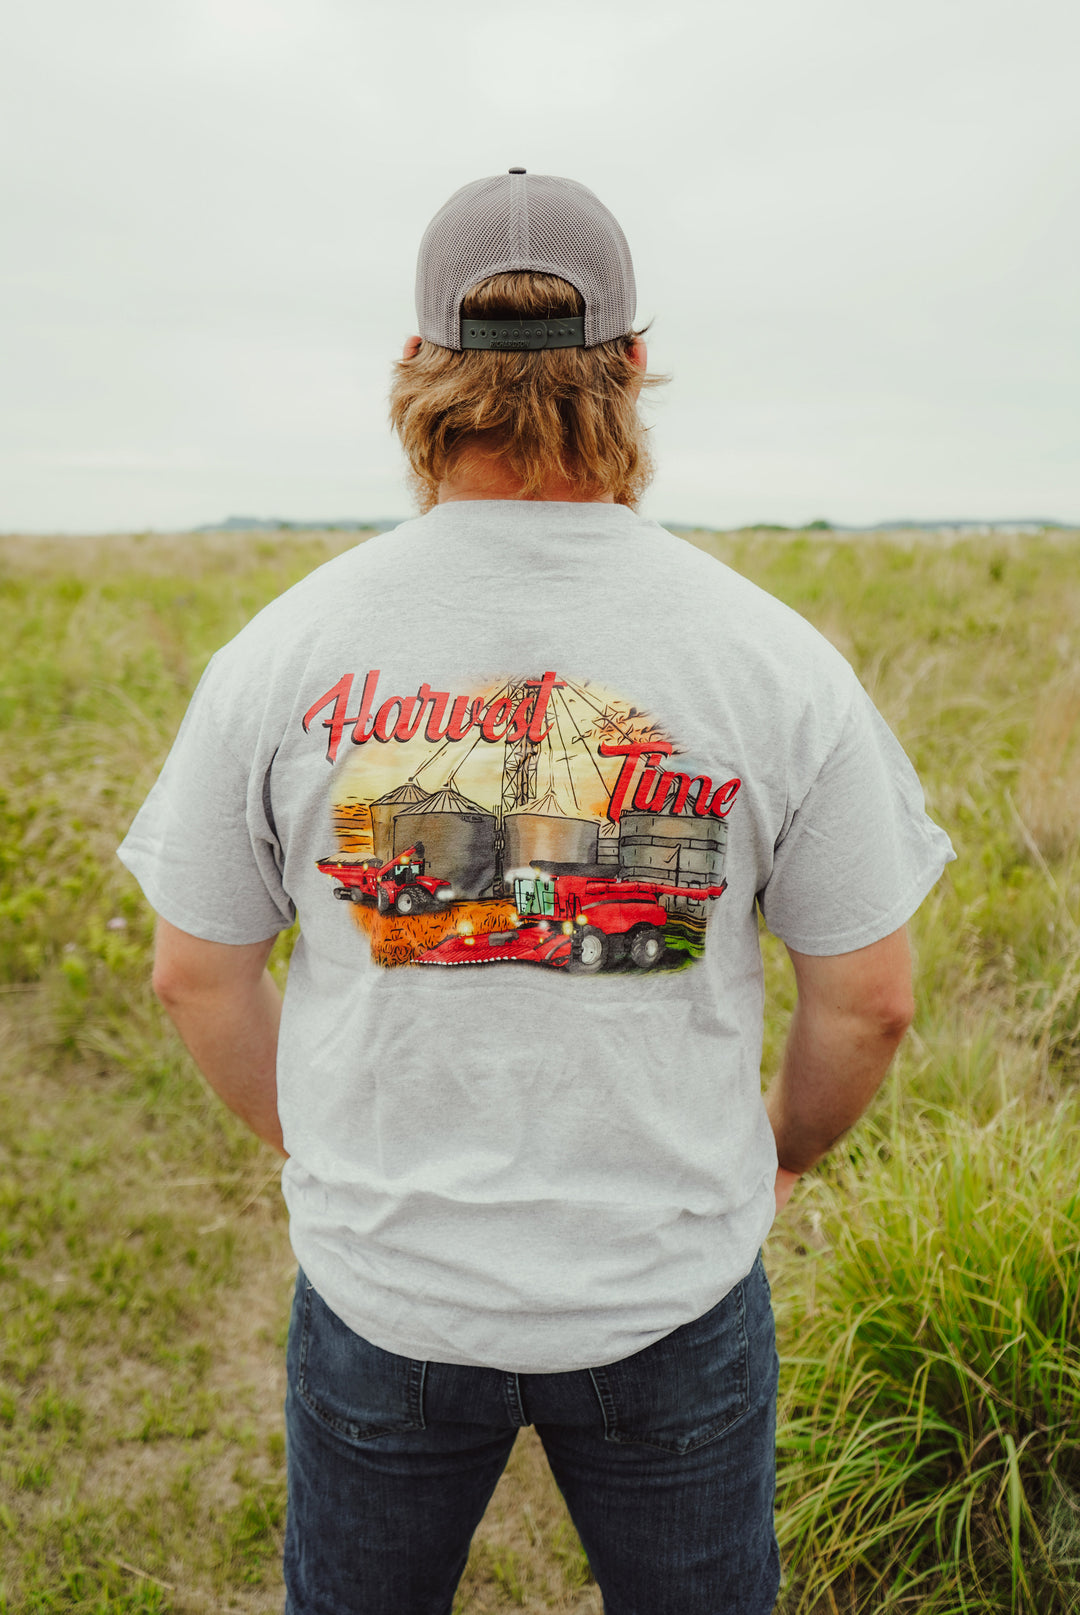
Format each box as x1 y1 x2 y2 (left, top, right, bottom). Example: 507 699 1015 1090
402 335 421 360
628 337 647 372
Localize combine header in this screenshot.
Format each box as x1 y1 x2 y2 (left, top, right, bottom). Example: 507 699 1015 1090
416 861 726 973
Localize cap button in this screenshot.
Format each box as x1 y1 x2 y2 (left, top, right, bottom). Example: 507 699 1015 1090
508 167 526 175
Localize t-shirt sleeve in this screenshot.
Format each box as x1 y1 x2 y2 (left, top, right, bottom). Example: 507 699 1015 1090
117 665 295 945
759 682 955 955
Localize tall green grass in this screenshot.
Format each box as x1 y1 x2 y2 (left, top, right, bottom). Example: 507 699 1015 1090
691 526 1080 1613
775 1087 1080 1612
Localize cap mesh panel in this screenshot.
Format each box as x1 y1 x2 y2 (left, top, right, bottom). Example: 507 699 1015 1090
416 173 636 349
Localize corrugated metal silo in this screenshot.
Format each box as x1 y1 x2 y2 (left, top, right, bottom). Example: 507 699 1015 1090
393 783 497 899
596 820 621 868
618 810 727 908
370 779 428 863
503 787 599 875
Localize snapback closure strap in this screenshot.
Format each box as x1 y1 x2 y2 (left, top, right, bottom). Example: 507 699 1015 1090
460 316 586 351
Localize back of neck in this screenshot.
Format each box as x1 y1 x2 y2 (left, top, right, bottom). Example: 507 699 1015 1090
436 446 612 505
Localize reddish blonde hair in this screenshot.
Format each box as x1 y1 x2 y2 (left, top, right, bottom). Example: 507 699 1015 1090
389 273 664 511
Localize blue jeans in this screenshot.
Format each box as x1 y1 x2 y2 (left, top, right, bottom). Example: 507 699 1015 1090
284 1255 780 1614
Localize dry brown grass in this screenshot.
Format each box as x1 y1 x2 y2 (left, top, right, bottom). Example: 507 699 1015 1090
455 1429 603 1613
1016 663 1080 859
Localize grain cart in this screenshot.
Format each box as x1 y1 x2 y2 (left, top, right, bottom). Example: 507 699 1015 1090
316 843 454 915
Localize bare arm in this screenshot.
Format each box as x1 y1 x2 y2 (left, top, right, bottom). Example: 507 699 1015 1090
152 918 287 1157
767 926 915 1205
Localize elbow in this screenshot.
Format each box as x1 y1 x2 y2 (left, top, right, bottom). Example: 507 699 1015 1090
152 955 209 1010
879 992 916 1046
151 961 183 1009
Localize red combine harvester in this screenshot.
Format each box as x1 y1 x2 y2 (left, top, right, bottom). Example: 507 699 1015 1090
316 843 454 916
416 861 726 973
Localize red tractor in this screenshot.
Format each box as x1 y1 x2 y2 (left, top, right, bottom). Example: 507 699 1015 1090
317 843 454 916
417 861 726 973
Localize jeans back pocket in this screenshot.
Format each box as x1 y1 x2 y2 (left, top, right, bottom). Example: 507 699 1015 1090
589 1264 760 1455
291 1274 427 1446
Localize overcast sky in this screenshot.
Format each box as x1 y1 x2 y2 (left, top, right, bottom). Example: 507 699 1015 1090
2 0 1077 533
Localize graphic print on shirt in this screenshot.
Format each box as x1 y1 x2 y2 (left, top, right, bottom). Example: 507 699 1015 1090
303 670 740 972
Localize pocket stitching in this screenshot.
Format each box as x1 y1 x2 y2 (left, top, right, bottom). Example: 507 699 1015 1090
591 1279 752 1455
296 1283 427 1444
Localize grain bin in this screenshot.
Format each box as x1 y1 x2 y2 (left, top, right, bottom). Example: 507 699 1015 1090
369 779 428 863
393 784 497 899
596 820 621 868
617 810 727 909
503 787 599 876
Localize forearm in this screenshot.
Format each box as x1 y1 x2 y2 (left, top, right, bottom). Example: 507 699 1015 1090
765 994 909 1177
156 968 287 1156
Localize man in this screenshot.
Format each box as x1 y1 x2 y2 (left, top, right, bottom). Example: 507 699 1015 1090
119 170 954 1615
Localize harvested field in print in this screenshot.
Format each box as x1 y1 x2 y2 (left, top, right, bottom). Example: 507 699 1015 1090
349 897 520 968
662 910 708 963
345 898 709 973
331 799 375 856
0 523 1078 1612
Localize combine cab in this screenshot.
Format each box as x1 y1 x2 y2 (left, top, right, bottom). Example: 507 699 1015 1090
417 861 726 972
317 842 454 916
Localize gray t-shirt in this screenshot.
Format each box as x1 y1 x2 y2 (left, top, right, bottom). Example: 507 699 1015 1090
118 502 954 1372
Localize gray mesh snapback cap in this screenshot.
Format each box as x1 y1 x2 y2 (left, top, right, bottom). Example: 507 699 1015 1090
415 169 636 350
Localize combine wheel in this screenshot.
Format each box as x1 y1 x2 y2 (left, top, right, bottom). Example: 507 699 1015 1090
570 925 609 975
629 925 665 970
395 887 421 916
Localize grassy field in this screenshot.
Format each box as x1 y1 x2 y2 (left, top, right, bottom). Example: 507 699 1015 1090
1 523 1077 1613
